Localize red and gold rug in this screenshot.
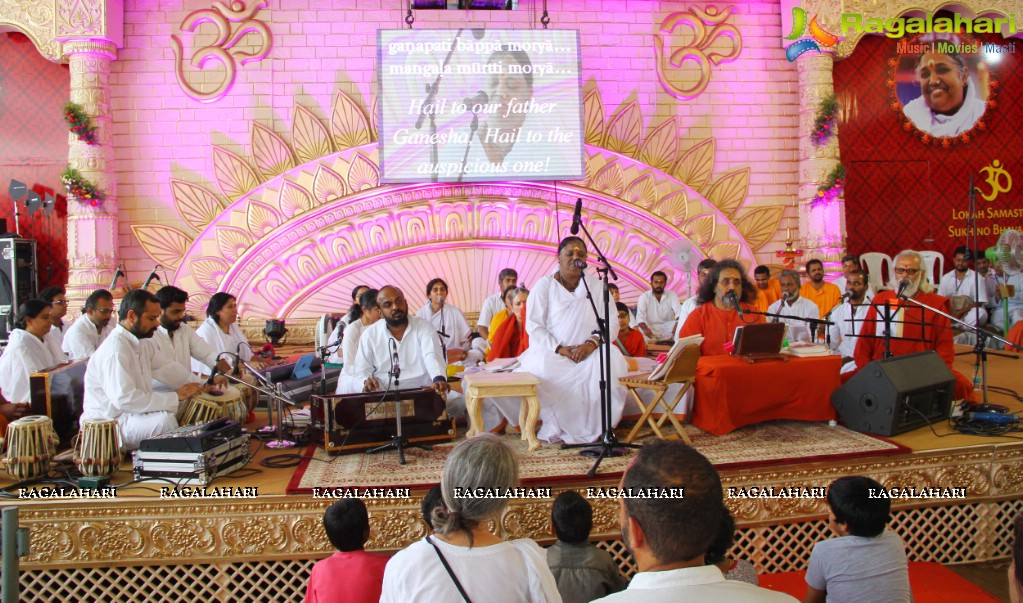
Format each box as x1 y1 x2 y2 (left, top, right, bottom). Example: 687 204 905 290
286 421 909 493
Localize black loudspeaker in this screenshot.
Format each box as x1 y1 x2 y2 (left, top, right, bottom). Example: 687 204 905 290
831 351 954 436
0 238 37 344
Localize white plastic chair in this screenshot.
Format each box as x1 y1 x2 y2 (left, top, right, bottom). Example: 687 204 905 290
919 250 944 287
860 252 893 291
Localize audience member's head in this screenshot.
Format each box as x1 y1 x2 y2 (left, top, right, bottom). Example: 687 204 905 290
696 258 718 287
552 490 593 544
118 289 162 340
433 434 518 546
695 259 756 305
14 299 52 336
421 484 444 532
619 441 724 570
206 291 239 325
38 286 67 322
83 289 115 328
155 285 191 332
323 498 371 552
704 506 737 565
753 265 772 290
608 283 621 302
497 268 518 292
826 476 890 538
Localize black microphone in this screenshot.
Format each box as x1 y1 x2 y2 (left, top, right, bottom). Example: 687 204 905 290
205 366 220 386
463 90 489 110
234 342 244 376
108 264 123 290
839 291 852 304
142 264 161 289
573 259 588 270
725 290 743 314
390 338 401 387
896 278 910 299
570 198 583 235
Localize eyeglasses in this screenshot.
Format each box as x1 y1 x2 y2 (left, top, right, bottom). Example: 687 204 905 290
893 268 920 276
52 300 67 305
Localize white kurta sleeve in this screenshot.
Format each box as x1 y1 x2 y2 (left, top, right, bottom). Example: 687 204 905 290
477 295 496 330
147 345 196 391
351 328 378 385
188 327 222 370
452 308 472 349
419 323 447 380
635 291 651 326
63 321 97 361
106 355 178 416
525 278 560 352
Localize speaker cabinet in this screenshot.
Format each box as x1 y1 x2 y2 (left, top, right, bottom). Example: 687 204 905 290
831 351 954 436
0 237 37 344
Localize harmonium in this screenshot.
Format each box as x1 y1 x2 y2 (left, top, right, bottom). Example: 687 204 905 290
309 388 455 453
30 360 88 446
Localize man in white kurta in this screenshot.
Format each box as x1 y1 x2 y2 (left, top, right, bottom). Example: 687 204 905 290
937 248 988 332
636 272 681 341
0 326 64 404
768 271 820 343
81 290 204 449
62 289 116 361
352 286 461 418
476 268 519 340
827 271 872 374
144 286 231 391
516 273 627 444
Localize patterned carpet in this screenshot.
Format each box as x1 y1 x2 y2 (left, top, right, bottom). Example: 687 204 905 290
286 421 909 493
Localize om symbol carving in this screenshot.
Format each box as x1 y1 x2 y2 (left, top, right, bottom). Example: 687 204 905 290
171 1 273 103
977 159 1012 202
655 6 743 100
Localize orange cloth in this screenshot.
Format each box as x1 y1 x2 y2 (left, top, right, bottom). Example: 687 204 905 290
690 355 841 435
800 282 843 318
487 309 509 344
614 327 647 357
753 289 770 314
758 279 782 306
678 302 765 356
1008 321 1023 350
486 314 528 361
853 290 974 401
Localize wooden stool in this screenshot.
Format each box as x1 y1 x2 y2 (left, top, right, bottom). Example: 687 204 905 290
618 344 700 445
463 372 541 452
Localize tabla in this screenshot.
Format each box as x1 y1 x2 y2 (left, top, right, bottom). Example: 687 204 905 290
178 395 222 426
75 419 122 477
4 415 59 480
208 385 246 423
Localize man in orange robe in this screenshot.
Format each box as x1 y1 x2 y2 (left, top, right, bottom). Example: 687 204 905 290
678 260 765 356
853 250 975 402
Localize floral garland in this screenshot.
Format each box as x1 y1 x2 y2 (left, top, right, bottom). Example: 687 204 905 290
63 102 98 145
811 163 844 208
61 167 105 207
810 94 838 146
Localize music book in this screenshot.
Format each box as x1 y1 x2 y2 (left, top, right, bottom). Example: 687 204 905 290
731 323 785 357
649 335 703 381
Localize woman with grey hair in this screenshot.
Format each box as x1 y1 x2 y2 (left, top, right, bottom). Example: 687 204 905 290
380 434 561 602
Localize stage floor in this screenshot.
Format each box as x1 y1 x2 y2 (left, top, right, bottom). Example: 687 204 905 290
4 346 1022 603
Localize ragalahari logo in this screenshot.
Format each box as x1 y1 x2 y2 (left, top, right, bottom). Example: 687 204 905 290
784 7 841 62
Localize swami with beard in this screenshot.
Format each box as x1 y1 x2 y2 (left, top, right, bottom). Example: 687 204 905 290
902 48 985 137
81 289 205 449
853 249 975 401
351 285 460 418
144 285 231 391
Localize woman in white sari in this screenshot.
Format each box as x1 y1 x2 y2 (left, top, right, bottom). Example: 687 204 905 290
516 236 627 444
0 300 64 403
193 292 255 374
334 288 381 394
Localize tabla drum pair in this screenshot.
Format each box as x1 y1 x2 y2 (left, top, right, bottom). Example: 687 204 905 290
4 415 60 480
177 385 246 426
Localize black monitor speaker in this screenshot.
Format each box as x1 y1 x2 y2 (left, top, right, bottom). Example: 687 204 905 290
831 351 954 436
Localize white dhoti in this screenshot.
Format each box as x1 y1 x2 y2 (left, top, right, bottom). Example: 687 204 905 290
118 411 177 450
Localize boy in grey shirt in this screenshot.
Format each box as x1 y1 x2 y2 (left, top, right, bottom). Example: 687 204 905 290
804 476 912 603
546 490 627 603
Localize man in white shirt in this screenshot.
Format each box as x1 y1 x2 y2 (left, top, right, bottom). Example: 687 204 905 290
476 268 518 340
675 259 717 338
81 289 204 449
593 441 795 602
936 247 988 338
39 286 70 360
832 254 875 299
62 289 116 361
353 285 462 418
767 270 820 342
636 271 681 341
145 285 231 389
827 269 871 373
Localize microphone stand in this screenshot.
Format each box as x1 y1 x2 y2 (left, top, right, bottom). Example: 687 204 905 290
317 339 343 396
367 338 431 465
560 222 637 478
435 299 449 362
897 291 1018 412
215 369 297 448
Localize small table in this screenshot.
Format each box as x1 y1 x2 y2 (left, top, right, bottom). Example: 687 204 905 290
463 371 541 452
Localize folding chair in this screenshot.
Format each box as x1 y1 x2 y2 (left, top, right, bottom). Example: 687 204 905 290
617 344 700 444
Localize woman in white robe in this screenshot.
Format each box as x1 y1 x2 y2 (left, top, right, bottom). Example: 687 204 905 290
415 277 479 364
335 288 381 394
0 300 64 403
193 292 256 374
515 236 627 444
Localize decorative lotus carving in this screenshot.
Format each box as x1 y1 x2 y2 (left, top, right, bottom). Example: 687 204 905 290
213 146 260 202
131 225 194 270
171 179 225 232
331 90 371 150
292 104 333 164
604 102 642 156
251 122 296 181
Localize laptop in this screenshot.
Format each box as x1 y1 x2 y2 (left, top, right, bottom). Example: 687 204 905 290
290 353 316 380
731 323 786 357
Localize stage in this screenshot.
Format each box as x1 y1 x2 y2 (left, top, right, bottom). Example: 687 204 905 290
4 346 1022 602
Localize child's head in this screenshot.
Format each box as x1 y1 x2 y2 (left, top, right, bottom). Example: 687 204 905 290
826 476 890 537
421 484 443 531
323 498 371 552
552 490 593 544
615 302 630 331
704 505 735 565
